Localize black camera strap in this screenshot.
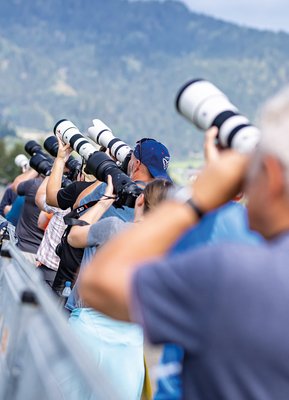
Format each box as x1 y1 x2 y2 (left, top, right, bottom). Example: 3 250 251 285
63 195 116 227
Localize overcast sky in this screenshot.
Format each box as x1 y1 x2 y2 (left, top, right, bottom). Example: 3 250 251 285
135 0 289 33
177 0 289 32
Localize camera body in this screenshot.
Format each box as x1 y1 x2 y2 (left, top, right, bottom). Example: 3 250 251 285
54 119 142 207
176 79 260 153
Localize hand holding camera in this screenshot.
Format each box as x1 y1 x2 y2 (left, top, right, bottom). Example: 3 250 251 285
56 136 72 163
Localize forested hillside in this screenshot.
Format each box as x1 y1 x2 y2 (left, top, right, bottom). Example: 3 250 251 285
0 0 289 156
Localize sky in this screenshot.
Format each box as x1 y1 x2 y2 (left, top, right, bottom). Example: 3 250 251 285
135 0 289 33
178 0 289 33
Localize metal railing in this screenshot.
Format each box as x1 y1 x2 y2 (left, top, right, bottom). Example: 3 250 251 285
0 221 119 400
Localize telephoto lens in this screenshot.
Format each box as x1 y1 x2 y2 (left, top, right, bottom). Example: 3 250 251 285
176 79 260 153
29 153 53 176
54 119 142 207
87 119 132 164
43 136 59 158
24 140 54 163
15 154 30 171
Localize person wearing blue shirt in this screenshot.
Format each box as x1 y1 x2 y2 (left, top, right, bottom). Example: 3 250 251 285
154 201 261 399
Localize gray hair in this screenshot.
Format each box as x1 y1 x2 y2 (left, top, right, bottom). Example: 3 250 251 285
258 86 289 178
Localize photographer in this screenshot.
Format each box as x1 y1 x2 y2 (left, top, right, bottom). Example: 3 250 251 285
34 177 70 287
46 138 97 210
65 176 172 400
80 87 289 399
154 127 262 400
11 167 44 263
52 137 171 295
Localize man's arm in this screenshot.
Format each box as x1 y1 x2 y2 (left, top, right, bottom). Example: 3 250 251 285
11 169 38 193
46 138 71 207
79 151 248 321
35 176 49 211
68 176 115 248
38 211 52 230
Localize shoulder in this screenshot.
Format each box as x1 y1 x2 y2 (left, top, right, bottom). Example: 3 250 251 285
87 216 127 246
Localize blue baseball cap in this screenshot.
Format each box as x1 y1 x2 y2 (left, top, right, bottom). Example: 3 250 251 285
133 138 171 180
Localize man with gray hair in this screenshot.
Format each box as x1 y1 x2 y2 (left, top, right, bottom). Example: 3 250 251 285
80 86 289 400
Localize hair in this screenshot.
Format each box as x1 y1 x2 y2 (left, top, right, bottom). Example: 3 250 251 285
258 86 289 182
143 179 173 213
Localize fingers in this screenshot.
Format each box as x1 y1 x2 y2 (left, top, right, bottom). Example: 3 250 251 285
107 175 112 185
104 175 114 196
205 126 218 142
204 126 220 164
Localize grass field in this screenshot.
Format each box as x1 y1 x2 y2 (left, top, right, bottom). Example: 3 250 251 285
169 157 204 185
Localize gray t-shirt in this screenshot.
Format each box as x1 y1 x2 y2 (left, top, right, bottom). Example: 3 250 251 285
132 232 289 400
67 216 129 310
16 177 44 254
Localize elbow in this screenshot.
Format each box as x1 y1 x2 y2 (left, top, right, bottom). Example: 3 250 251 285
38 221 46 231
78 263 108 310
35 197 43 212
67 231 81 248
67 233 77 248
78 268 98 306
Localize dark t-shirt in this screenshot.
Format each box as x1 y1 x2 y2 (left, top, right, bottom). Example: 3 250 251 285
0 186 17 216
57 181 95 210
132 233 289 400
16 177 44 254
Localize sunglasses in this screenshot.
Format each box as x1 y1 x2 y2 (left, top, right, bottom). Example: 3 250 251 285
136 138 152 163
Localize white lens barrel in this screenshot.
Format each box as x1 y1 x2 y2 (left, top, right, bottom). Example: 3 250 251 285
55 120 78 142
196 97 237 130
176 79 260 153
218 115 250 147
177 80 234 128
89 119 131 162
110 142 131 162
88 119 113 147
55 120 96 160
230 126 261 153
15 154 29 168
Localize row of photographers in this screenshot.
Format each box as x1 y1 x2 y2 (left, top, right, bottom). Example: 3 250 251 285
0 119 173 399
1 78 288 399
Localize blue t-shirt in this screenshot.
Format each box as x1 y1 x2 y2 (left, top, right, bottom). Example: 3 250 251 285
6 195 25 226
132 226 289 400
154 202 261 400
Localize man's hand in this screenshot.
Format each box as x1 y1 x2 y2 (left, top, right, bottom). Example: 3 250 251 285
102 175 114 199
204 126 221 164
193 150 249 213
57 137 72 162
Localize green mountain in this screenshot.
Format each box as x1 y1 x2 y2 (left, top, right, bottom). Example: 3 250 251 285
0 0 289 157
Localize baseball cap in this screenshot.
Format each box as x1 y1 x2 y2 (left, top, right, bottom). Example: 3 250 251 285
133 138 171 180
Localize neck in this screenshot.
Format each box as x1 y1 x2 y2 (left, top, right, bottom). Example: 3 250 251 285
262 200 289 240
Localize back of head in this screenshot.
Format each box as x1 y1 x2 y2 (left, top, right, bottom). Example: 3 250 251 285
133 138 171 180
258 86 289 179
143 179 173 213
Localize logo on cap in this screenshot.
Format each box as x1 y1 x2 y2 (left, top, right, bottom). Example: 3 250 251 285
163 157 170 170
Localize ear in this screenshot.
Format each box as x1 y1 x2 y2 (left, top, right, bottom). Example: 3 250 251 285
134 158 141 173
263 155 286 198
136 193 145 207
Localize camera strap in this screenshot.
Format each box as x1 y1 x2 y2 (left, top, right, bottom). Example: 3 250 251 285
63 196 116 227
